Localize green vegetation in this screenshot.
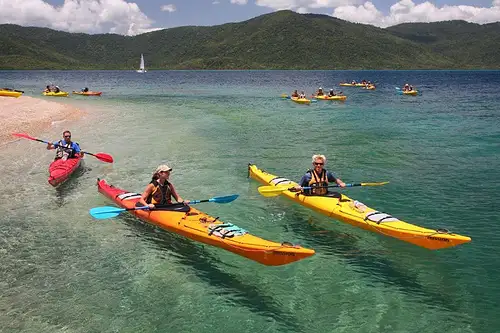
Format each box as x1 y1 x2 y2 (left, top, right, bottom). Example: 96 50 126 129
1 11 499 69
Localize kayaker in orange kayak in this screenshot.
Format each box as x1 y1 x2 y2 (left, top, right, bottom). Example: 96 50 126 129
137 164 190 209
46 130 83 161
293 154 346 195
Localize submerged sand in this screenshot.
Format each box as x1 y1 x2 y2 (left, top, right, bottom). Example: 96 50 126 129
0 96 83 146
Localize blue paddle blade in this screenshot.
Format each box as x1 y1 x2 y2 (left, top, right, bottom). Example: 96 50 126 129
209 194 239 203
89 206 126 219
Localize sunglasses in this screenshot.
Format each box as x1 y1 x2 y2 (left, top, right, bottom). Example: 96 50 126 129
314 162 324 166
64 135 71 138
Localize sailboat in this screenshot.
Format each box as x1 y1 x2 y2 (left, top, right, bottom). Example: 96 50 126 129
136 54 147 73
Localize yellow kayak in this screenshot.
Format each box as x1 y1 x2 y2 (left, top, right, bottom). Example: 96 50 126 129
248 164 471 250
0 89 23 98
339 83 366 87
313 95 347 101
291 97 311 105
403 90 418 96
43 91 69 97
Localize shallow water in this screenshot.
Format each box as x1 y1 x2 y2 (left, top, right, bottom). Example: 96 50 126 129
1 70 499 332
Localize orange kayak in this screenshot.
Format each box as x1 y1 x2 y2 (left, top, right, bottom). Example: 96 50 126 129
72 91 102 96
97 179 315 265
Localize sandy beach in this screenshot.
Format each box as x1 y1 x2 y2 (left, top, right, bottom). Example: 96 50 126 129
0 96 83 146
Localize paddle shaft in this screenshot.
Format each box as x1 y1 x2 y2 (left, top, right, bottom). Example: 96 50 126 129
13 133 113 163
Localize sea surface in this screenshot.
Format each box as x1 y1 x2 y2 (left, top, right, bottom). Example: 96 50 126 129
1 70 499 333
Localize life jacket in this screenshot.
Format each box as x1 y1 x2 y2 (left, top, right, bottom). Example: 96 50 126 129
306 169 328 195
55 140 77 159
147 180 173 205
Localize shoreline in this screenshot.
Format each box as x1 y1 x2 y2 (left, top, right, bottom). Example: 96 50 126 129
0 96 84 146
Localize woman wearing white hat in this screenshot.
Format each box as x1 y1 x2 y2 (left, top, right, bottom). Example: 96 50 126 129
138 164 189 208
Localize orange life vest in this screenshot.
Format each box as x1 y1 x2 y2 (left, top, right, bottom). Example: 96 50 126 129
307 169 328 195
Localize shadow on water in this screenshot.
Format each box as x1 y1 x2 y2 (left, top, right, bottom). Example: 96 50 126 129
281 203 463 313
54 162 90 203
116 213 304 332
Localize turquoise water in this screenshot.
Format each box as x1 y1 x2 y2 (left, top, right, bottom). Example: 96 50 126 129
1 70 499 332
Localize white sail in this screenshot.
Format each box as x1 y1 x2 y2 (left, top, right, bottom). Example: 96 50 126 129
136 54 147 73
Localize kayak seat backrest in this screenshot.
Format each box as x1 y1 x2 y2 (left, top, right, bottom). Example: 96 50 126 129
270 177 294 186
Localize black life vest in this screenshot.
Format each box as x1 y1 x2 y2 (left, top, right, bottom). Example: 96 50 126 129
55 140 77 159
147 180 173 205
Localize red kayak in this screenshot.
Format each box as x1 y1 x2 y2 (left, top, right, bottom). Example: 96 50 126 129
48 156 82 186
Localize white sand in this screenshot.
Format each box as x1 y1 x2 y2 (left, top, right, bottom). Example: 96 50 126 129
0 96 83 145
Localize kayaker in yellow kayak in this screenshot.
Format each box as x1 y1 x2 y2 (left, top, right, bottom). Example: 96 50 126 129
293 154 346 195
46 130 82 161
137 164 190 209
291 90 299 97
316 87 324 96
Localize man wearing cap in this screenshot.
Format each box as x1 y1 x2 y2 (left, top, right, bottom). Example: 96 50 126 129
316 87 324 96
137 164 189 208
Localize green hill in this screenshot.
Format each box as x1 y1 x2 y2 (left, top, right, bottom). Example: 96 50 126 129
0 11 498 69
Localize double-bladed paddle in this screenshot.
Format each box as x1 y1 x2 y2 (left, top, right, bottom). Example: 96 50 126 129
258 182 389 197
12 132 114 163
89 194 239 219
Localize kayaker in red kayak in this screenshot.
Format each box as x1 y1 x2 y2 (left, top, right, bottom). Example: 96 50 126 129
46 130 83 161
137 164 190 209
293 154 346 195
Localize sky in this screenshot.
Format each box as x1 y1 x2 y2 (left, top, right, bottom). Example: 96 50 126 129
0 0 499 36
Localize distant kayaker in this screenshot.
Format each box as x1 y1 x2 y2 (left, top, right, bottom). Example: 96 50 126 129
43 85 51 93
403 83 410 91
82 87 89 92
328 89 336 97
316 87 324 96
291 90 299 98
46 130 82 161
293 154 346 196
137 164 190 209
299 91 306 99
54 86 61 93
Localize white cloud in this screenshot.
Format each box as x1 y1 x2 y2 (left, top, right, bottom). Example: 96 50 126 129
255 0 500 26
0 0 155 35
333 0 500 27
212 0 220 4
255 0 361 11
231 0 248 4
160 4 176 12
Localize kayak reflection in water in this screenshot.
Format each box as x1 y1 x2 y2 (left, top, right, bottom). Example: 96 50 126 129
137 164 190 209
293 154 346 196
46 130 83 161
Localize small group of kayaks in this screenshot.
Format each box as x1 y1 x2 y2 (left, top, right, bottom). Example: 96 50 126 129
1 88 102 97
42 90 103 97
282 94 347 105
13 129 472 266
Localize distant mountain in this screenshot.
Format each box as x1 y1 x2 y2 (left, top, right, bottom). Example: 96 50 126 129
1 11 499 69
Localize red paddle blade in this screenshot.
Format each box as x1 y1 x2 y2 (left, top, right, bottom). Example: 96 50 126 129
12 133 36 141
94 153 114 163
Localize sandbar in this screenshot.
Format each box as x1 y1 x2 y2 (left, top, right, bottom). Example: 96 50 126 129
0 96 83 146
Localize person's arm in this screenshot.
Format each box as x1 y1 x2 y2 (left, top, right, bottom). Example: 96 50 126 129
328 171 345 188
138 184 155 208
47 141 57 150
73 143 84 157
294 174 310 191
169 183 189 204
